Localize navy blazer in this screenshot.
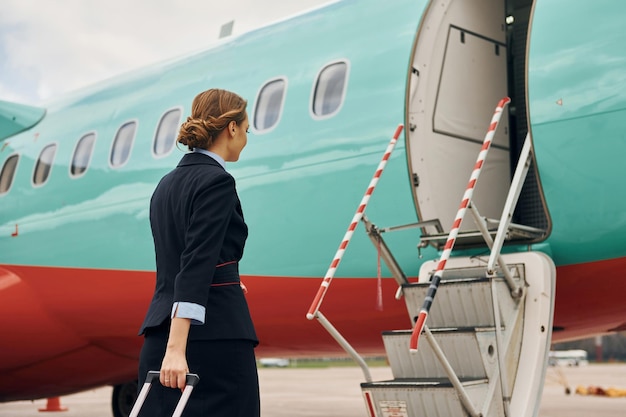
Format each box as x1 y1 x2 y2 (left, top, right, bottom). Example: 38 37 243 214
139 152 257 344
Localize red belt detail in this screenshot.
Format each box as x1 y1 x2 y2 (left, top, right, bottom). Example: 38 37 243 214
210 281 247 293
216 260 237 268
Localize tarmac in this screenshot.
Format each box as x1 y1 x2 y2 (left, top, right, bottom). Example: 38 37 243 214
0 363 624 416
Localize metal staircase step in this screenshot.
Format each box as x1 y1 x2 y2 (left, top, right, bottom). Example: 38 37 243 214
402 276 518 329
383 329 496 380
361 378 504 417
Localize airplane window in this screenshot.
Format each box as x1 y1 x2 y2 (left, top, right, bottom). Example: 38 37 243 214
110 121 137 168
312 61 349 117
153 108 182 156
254 78 286 132
71 133 96 177
33 143 57 186
0 154 19 195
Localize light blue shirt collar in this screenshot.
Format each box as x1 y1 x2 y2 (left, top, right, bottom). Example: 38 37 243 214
193 148 225 169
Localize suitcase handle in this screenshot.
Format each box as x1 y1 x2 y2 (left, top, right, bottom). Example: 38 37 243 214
145 370 200 386
129 371 200 417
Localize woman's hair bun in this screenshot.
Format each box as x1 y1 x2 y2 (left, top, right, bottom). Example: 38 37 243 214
177 89 247 151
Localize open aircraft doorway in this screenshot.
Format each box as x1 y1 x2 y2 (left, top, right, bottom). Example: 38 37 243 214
406 0 548 250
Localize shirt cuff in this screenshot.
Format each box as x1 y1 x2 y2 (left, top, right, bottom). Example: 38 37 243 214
171 302 205 325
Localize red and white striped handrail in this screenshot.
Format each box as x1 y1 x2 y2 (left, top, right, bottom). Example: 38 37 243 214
307 124 404 320
408 97 511 352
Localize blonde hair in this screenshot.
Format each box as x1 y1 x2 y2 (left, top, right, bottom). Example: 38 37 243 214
177 89 247 150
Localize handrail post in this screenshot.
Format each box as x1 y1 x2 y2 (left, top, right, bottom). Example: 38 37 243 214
491 280 512 417
487 133 532 299
408 97 511 352
314 311 373 382
424 325 482 417
468 202 519 295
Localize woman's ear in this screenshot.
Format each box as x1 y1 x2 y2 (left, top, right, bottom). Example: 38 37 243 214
229 121 237 136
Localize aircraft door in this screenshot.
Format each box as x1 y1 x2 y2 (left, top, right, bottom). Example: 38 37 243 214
407 0 511 242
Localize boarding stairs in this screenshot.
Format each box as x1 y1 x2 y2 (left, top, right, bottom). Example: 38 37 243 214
307 98 555 417
360 250 555 417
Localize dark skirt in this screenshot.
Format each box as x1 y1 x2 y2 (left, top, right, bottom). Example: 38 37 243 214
138 325 259 417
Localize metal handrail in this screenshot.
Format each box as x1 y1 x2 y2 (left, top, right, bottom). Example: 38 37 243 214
305 124 404 381
487 133 533 288
408 97 511 352
306 124 404 320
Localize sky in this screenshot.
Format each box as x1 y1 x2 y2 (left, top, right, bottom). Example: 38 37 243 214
0 0 333 105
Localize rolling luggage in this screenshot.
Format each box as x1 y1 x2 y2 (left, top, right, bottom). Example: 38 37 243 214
129 371 200 417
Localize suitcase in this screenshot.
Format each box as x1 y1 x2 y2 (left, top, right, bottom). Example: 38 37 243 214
129 371 200 417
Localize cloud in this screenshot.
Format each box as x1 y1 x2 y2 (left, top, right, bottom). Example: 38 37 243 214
0 0 331 104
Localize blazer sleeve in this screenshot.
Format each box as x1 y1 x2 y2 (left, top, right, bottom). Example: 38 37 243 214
173 173 236 307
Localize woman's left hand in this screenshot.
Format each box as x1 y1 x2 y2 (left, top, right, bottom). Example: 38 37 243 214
160 349 189 390
160 317 192 390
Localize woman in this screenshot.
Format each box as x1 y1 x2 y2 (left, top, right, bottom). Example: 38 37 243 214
138 88 259 416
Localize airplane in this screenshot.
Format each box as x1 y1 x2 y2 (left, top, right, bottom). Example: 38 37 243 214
2 0 626 416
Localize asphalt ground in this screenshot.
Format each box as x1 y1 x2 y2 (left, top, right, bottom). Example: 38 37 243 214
1 363 625 416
